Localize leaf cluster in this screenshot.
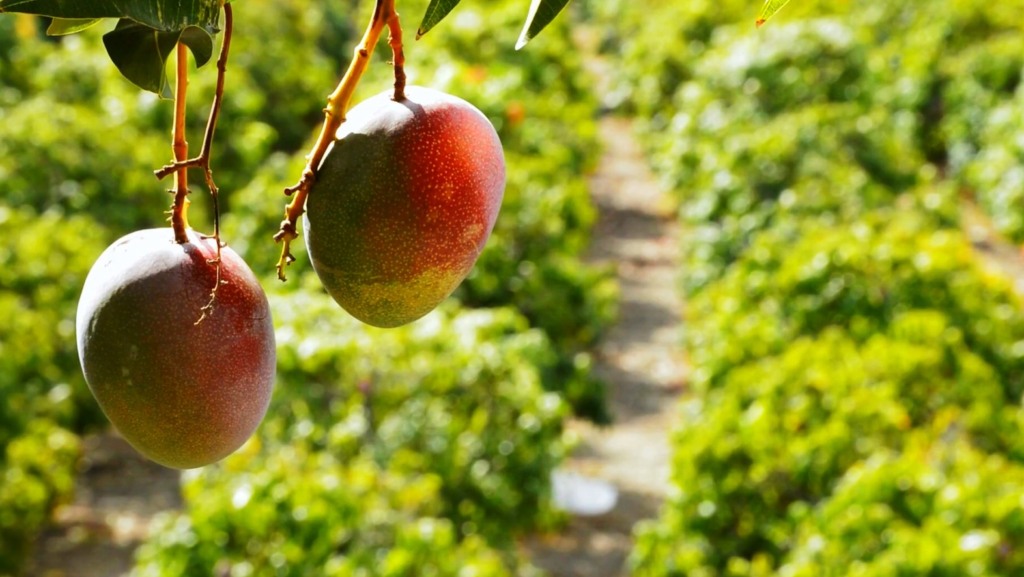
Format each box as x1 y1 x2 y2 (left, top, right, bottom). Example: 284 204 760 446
0 0 219 95
632 218 1024 575
580 0 1024 575
0 0 574 96
592 0 1024 247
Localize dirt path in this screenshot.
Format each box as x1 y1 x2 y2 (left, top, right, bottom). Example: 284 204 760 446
520 116 687 577
26 434 181 577
962 202 1024 296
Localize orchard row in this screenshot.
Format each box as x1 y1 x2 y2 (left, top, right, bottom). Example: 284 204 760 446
586 0 1024 573
0 0 613 573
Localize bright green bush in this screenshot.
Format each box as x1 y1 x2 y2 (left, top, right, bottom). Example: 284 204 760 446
0 96 169 234
781 432 1024 576
0 207 106 572
592 0 1024 250
670 100 933 295
936 34 1024 171
0 207 110 432
133 454 535 577
601 13 939 296
0 421 80 576
592 0 1024 115
269 292 570 544
0 208 118 574
686 212 1024 400
632 313 1023 576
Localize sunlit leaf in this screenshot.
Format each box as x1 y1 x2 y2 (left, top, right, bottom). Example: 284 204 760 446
756 0 793 27
515 0 570 50
102 19 213 97
3 0 220 95
416 0 461 39
0 0 219 32
45 17 101 35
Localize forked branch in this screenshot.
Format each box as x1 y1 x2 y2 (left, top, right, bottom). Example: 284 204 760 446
155 1 234 191
156 2 235 322
273 0 405 281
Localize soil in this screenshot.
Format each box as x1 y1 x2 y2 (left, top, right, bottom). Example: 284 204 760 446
25 434 181 577
518 116 687 577
962 202 1024 294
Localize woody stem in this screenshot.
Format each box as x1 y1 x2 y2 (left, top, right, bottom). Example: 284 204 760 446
273 0 401 281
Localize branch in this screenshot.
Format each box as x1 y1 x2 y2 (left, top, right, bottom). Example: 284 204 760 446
273 0 400 281
155 2 233 189
190 1 235 325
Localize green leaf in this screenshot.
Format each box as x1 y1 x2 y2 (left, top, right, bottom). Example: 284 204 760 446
0 0 219 33
416 0 461 39
3 0 219 95
45 17 101 35
756 0 793 27
515 0 570 50
179 24 215 68
101 19 213 97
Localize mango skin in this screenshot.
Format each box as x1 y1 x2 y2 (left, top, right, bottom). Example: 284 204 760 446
76 228 275 469
304 85 506 328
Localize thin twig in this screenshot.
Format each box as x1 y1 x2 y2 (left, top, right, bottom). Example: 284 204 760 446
273 0 399 281
154 4 234 183
191 1 235 325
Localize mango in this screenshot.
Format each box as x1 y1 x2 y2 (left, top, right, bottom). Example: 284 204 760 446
76 228 275 469
304 85 506 327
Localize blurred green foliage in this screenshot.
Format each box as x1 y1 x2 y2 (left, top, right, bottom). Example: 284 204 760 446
267 294 569 546
592 0 1024 246
584 0 1024 575
0 422 80 576
0 207 106 572
686 213 1024 400
632 314 1024 575
135 456 534 577
0 0 612 572
782 431 1024 576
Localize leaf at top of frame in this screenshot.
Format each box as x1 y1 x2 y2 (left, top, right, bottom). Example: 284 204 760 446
515 0 570 50
0 0 219 33
416 0 461 39
102 18 214 97
46 17 101 35
756 0 794 27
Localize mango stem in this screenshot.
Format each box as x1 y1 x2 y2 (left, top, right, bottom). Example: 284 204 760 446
170 42 191 244
273 0 400 281
387 3 406 101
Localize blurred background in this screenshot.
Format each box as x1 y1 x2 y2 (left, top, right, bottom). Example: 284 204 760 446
2 0 1024 575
